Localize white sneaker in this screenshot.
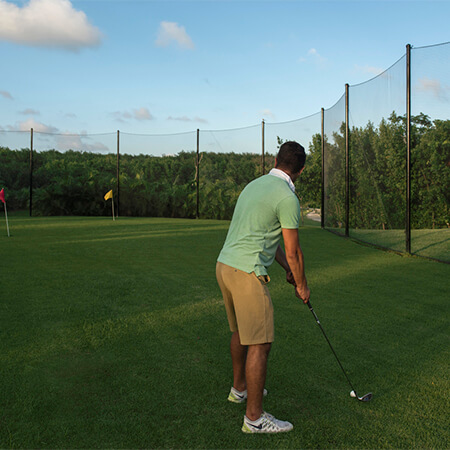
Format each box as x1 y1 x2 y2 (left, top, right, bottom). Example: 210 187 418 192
242 412 293 434
227 387 268 403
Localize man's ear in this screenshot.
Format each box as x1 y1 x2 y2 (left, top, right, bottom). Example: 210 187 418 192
299 166 305 175
274 157 278 167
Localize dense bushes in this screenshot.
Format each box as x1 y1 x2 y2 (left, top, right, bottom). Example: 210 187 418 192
1 114 448 227
323 114 449 230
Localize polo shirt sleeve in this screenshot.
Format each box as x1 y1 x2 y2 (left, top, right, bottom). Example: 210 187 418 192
277 194 300 229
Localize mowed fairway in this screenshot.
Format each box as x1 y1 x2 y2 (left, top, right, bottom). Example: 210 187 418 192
0 215 448 449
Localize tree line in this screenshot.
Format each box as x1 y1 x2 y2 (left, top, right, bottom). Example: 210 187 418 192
0 147 319 220
324 113 449 230
0 113 448 227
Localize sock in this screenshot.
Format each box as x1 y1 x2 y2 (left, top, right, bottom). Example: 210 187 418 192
232 387 247 395
245 414 263 424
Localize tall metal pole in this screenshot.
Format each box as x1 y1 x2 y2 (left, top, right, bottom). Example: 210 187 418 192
345 83 350 237
321 108 325 229
117 130 120 218
29 128 33 217
196 129 200 219
406 44 412 254
261 119 265 175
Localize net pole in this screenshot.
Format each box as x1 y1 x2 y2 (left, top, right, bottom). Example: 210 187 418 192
196 129 200 219
406 44 412 254
29 128 33 217
112 195 115 221
4 202 10 237
117 130 120 218
345 84 350 237
321 108 325 229
261 119 265 175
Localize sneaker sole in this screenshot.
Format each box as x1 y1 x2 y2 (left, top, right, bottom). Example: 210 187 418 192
228 394 245 403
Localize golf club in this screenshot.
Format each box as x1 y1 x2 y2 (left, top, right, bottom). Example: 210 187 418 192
306 300 373 402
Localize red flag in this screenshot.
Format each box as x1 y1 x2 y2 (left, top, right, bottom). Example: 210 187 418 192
0 189 5 204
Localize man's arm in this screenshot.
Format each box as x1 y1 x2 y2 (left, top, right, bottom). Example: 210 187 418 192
281 228 310 303
275 244 296 285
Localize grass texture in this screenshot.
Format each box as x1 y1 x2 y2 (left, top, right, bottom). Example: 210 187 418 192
0 215 448 449
326 226 449 262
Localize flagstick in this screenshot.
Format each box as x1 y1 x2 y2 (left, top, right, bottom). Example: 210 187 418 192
4 202 10 237
112 196 115 221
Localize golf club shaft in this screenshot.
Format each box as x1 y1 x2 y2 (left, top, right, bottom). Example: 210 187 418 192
306 300 356 393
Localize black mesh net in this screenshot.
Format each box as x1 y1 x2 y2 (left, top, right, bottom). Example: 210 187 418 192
265 113 322 218
410 43 450 261
1 42 448 260
119 131 198 218
348 55 406 252
323 94 346 234
199 125 262 219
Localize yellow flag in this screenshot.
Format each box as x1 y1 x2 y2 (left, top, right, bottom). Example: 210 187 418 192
104 190 113 201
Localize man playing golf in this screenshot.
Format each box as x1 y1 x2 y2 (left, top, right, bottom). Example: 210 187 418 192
216 141 310 434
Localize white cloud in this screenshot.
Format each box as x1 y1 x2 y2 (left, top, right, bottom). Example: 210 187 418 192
55 133 110 152
20 108 40 115
0 0 102 51
14 118 59 133
155 21 194 50
133 107 154 121
0 90 13 99
308 48 325 62
354 64 384 76
261 109 275 120
2 120 109 152
167 115 208 124
416 77 448 101
112 108 155 122
300 48 327 66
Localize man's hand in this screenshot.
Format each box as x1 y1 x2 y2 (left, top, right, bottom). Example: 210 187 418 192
286 269 310 303
286 272 311 303
295 283 310 303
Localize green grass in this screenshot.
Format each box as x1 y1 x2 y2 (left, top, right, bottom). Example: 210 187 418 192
325 226 449 262
0 215 449 448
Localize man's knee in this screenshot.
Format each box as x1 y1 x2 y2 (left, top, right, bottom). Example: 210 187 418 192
248 342 272 359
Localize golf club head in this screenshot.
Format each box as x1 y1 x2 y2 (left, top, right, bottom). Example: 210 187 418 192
358 392 373 402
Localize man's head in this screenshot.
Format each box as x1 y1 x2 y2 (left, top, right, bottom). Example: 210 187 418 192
275 141 306 181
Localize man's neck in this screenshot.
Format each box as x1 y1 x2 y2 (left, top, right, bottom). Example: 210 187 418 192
268 168 296 192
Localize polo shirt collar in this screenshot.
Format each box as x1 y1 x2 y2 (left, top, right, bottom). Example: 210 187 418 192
268 168 296 193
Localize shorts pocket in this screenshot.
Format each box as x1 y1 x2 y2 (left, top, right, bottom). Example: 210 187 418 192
257 274 271 285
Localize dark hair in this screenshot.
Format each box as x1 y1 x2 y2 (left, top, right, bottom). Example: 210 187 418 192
275 141 306 173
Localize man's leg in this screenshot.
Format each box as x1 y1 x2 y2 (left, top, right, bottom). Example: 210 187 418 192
245 342 271 421
230 331 247 392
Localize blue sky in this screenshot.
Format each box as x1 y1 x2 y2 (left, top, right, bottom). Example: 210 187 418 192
0 0 449 154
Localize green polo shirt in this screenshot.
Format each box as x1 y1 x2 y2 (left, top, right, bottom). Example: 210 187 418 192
217 174 300 276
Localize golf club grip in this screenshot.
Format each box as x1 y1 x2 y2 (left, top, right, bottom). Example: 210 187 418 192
306 301 320 323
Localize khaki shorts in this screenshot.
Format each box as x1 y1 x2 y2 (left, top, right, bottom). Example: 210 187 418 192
216 261 274 345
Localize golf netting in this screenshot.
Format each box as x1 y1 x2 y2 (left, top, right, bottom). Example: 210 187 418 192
322 43 449 262
323 93 346 235
1 43 448 261
410 43 449 260
347 54 406 253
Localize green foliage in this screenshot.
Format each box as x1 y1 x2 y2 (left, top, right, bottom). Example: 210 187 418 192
1 114 448 227
0 148 276 219
411 119 450 228
323 113 449 230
